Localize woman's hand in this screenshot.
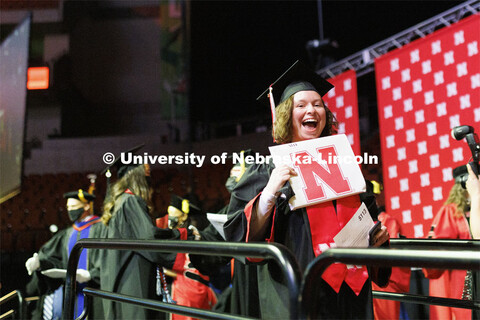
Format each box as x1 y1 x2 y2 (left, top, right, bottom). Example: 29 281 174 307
466 163 480 239
369 225 389 248
466 163 480 197
264 165 297 196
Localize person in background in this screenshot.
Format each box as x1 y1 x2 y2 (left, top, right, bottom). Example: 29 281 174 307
166 194 218 320
99 161 194 320
423 165 472 320
466 163 480 239
372 209 411 320
167 194 208 232
224 60 390 319
188 150 261 318
465 163 480 320
367 180 410 320
25 190 103 320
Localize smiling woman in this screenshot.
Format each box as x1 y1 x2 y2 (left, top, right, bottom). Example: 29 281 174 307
291 91 327 142
224 60 391 319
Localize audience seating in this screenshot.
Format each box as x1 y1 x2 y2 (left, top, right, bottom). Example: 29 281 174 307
1 163 231 253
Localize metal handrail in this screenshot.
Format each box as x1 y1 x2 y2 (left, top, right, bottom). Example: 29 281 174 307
374 239 480 310
0 290 24 319
390 238 480 249
63 239 301 320
372 291 480 310
81 288 255 320
299 248 480 319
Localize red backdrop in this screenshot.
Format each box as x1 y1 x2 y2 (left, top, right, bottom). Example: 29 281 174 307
375 14 480 238
324 70 361 156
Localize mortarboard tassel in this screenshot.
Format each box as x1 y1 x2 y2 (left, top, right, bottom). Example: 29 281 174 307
268 86 276 143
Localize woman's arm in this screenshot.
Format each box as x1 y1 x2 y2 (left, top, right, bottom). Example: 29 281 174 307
466 163 480 239
248 165 297 240
224 162 295 243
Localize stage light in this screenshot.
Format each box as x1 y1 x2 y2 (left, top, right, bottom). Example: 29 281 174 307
27 66 49 90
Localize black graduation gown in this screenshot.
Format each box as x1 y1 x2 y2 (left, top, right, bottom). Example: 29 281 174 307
99 193 186 320
26 230 67 320
189 207 260 318
224 161 387 319
30 219 104 319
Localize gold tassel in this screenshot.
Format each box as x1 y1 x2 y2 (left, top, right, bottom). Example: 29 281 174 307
78 189 87 203
181 199 190 214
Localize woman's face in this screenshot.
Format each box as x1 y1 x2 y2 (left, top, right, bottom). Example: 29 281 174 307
291 90 326 142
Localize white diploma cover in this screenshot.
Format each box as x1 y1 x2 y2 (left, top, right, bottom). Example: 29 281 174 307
41 268 67 278
333 202 374 248
206 213 228 240
268 134 366 210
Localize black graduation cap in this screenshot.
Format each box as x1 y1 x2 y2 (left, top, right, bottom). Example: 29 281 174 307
256 60 334 105
169 194 202 216
228 149 253 158
100 143 145 197
229 149 254 180
101 143 145 180
63 189 95 203
453 165 467 178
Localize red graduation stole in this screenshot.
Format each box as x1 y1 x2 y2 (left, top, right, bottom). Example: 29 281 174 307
306 195 368 295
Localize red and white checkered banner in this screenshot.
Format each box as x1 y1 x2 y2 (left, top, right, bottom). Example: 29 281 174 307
375 14 480 238
324 70 361 156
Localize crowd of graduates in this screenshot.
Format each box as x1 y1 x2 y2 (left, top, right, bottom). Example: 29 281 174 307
21 61 480 320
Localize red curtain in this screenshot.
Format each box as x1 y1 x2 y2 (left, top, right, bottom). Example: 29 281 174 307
324 70 361 156
375 14 480 238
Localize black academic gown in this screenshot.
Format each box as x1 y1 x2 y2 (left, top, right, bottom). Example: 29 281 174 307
26 230 66 320
30 218 104 319
99 192 187 320
189 208 260 318
224 161 389 320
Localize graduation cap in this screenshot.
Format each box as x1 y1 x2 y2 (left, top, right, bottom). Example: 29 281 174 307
101 143 145 183
100 143 145 198
257 60 333 104
168 194 202 216
453 165 467 179
453 165 468 187
63 189 95 203
225 149 255 192
256 60 334 141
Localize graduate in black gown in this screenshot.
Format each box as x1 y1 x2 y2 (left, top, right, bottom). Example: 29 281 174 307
99 161 195 320
25 190 104 319
191 150 262 318
223 60 391 319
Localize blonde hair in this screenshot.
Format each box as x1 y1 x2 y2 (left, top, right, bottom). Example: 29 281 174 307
444 183 469 218
272 95 338 144
102 165 153 225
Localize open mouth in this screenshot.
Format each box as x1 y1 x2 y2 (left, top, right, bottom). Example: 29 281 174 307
302 119 318 130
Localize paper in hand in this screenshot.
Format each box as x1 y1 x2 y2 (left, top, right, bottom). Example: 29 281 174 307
333 202 374 248
41 268 67 279
206 213 228 240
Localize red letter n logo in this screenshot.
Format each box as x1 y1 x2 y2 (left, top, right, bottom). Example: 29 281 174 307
292 146 352 202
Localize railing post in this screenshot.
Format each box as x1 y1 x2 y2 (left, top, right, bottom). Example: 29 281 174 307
299 248 480 319
63 239 302 320
63 244 82 320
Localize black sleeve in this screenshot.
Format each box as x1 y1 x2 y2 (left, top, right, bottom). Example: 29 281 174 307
189 223 232 275
223 162 273 243
360 180 379 221
362 180 391 286
115 195 181 267
37 229 69 270
86 222 105 285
